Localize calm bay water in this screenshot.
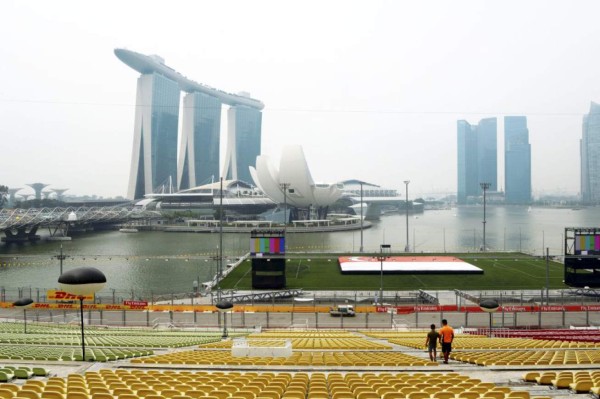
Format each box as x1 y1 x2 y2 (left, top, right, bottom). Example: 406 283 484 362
0 206 598 294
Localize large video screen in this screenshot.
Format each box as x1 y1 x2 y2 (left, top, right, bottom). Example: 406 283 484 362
250 237 285 255
574 234 600 255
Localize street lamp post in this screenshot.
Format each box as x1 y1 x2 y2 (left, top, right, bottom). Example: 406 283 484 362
217 177 224 302
360 182 364 253
379 244 391 304
403 181 410 252
13 298 34 334
480 298 499 337
545 247 550 305
280 183 290 232
58 267 106 361
216 301 233 338
54 245 67 277
480 182 491 251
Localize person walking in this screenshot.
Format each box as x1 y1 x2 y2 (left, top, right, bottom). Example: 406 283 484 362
425 323 440 361
439 318 454 364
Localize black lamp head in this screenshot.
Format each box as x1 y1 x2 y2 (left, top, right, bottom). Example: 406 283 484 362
58 267 107 296
479 298 500 313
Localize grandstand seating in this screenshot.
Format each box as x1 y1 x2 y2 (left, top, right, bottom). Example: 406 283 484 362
0 370 555 399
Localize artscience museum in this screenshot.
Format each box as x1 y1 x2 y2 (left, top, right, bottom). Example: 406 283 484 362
250 145 343 220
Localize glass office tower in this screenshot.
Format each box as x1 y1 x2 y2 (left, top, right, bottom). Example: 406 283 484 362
223 105 262 183
457 118 497 204
505 116 531 204
127 73 180 200
178 92 222 190
457 120 478 204
581 102 600 204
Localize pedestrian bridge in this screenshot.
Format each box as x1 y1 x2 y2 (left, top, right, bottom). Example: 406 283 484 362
0 206 160 242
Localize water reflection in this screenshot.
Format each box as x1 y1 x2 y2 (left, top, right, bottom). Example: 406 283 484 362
0 206 598 294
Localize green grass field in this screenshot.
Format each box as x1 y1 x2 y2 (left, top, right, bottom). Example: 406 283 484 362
220 253 566 290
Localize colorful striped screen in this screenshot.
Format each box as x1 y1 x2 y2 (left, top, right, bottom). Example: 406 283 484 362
575 235 600 254
250 237 285 255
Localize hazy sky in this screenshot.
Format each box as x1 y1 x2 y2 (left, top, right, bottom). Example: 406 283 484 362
2 0 600 199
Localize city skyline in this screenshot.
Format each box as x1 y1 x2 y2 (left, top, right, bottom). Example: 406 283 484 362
2 1 600 198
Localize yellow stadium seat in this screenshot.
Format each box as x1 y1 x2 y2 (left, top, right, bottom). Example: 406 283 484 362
0 390 15 399
18 391 41 399
506 392 530 399
569 380 593 394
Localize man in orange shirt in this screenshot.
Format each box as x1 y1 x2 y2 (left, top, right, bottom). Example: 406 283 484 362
438 318 454 364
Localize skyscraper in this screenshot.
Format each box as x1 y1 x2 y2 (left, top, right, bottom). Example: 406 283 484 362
581 102 600 204
127 72 180 200
504 116 531 204
223 105 263 183
115 49 264 199
178 92 222 190
457 118 497 204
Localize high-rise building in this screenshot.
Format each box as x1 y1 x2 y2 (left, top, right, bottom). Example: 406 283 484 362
581 102 600 204
127 72 180 200
115 49 264 199
223 105 263 183
457 118 497 204
504 116 531 204
178 92 222 190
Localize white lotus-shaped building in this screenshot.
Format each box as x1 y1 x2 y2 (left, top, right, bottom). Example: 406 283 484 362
249 145 343 209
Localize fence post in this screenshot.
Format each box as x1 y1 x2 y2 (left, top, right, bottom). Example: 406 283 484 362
586 307 589 326
146 310 150 327
266 312 270 328
365 312 369 329
315 312 318 329
123 310 126 326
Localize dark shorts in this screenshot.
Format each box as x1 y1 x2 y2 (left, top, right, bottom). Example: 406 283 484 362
428 343 437 351
441 342 452 352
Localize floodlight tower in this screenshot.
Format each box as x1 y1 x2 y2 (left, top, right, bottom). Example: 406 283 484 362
480 182 491 251
27 183 49 201
7 188 22 208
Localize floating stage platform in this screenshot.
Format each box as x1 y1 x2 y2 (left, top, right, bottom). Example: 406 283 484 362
338 256 483 274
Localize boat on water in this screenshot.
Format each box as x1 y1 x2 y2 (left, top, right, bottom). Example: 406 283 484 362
119 227 139 233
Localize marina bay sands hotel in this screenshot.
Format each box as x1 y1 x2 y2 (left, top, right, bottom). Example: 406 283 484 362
115 49 264 200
